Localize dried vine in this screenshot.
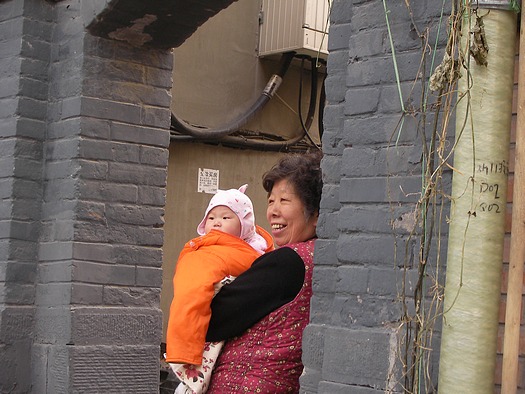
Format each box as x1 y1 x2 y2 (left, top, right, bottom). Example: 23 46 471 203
385 1 467 392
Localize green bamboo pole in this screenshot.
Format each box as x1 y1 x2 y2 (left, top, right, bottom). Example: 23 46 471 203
438 6 517 393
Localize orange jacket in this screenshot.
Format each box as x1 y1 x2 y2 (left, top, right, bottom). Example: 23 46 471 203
165 226 274 364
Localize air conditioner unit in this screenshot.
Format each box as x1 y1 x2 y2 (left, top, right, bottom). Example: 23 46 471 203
258 0 331 60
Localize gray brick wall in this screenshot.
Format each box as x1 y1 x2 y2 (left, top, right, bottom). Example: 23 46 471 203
1 0 172 392
301 0 451 392
0 0 50 390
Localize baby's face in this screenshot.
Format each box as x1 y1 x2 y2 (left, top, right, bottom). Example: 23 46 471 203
203 205 242 237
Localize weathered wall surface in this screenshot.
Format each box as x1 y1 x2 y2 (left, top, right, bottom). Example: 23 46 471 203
301 1 451 392
0 0 175 391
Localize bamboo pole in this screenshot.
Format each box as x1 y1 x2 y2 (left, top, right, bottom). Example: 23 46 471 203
501 12 525 394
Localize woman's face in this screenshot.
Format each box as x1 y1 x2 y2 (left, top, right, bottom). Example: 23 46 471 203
266 178 318 246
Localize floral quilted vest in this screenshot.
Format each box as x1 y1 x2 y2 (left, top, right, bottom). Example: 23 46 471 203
207 239 315 394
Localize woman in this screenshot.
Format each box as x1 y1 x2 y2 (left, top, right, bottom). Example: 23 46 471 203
205 150 323 393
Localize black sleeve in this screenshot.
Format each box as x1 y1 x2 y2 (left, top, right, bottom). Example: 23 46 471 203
205 247 305 342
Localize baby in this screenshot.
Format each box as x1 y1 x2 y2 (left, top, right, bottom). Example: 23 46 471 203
165 184 274 394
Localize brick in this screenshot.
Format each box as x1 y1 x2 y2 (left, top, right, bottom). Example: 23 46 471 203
84 57 145 84
20 58 48 80
0 118 17 139
326 49 349 75
140 146 169 167
78 139 115 160
8 219 39 241
112 245 162 267
320 184 340 211
342 145 422 177
309 293 335 324
111 122 170 147
312 266 338 294
136 266 162 287
72 242 114 263
108 162 167 187
13 178 41 199
4 282 34 304
321 128 345 155
379 81 423 114
0 156 15 178
14 157 43 181
38 261 72 283
0 306 34 341
78 180 138 203
339 205 394 234
21 37 51 63
71 308 162 344
337 233 415 267
349 29 385 59
79 139 140 162
105 204 164 226
328 23 351 51
39 241 73 261
0 74 18 96
45 138 79 160
352 1 420 32
321 155 341 183
368 267 418 296
141 105 171 129
344 86 380 115
343 114 419 146
78 159 108 180
0 179 14 199
104 285 160 307
47 117 81 139
138 185 166 206
12 199 41 221
69 345 160 391
18 97 47 120
71 283 104 305
0 97 18 118
72 262 135 286
313 238 338 266
336 266 369 295
0 261 36 283
35 283 71 306
43 178 76 201
340 176 422 203
330 0 353 24
316 211 338 239
0 38 22 59
145 66 173 88
74 221 163 247
322 327 394 388
322 103 344 132
302 323 327 372
324 74 347 103
81 97 141 124
79 117 111 139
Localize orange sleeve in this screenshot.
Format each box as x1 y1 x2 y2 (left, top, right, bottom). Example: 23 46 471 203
165 249 226 364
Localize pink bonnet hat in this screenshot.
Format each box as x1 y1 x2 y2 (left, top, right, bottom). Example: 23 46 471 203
197 184 256 240
197 185 268 254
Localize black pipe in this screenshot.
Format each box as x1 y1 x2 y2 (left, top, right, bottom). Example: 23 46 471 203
170 51 295 139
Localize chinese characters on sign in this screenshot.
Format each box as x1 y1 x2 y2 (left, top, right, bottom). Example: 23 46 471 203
198 168 219 194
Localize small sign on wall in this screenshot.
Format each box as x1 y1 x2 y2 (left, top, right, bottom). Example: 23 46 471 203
198 168 219 194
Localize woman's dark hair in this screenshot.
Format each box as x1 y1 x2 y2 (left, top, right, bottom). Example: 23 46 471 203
262 151 323 218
